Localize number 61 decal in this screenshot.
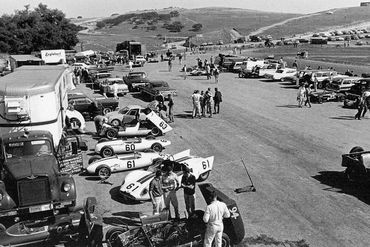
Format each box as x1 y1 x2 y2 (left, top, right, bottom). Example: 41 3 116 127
202 160 210 169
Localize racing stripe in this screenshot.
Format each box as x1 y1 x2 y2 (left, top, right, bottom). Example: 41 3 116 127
137 173 155 183
175 156 192 163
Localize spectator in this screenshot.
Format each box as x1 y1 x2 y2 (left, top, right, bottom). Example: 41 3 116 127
149 170 165 215
304 84 312 108
214 67 220 83
168 58 173 72
168 94 174 123
128 60 133 72
181 166 196 216
355 96 365 120
213 88 222 114
191 90 202 119
200 91 206 117
183 65 187 80
205 88 213 118
297 84 305 108
162 164 180 219
178 54 183 65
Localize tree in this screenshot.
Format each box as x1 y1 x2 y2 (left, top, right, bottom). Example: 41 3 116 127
0 3 79 53
191 23 202 32
163 21 184 32
169 10 179 17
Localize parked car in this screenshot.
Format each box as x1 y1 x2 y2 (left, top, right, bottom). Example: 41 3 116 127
258 63 280 77
95 137 171 157
139 80 177 101
107 183 244 247
264 68 297 81
105 105 147 126
343 79 370 108
86 149 166 179
123 72 149 92
99 77 129 96
92 72 112 89
119 149 214 201
326 77 361 92
68 93 119 119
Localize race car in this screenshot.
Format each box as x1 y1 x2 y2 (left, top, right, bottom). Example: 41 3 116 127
119 149 214 201
106 184 245 247
95 137 171 157
86 149 167 179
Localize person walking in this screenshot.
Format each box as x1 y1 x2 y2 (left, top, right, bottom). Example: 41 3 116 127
355 96 365 120
128 60 133 72
200 91 206 117
213 88 222 114
205 88 213 118
168 94 174 123
162 164 180 219
178 53 183 65
149 170 165 215
168 58 173 72
304 84 312 108
213 67 220 83
181 166 196 217
183 65 187 80
297 84 305 108
206 64 211 80
191 90 202 119
203 190 231 247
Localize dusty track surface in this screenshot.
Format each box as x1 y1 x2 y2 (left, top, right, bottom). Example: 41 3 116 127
74 52 370 246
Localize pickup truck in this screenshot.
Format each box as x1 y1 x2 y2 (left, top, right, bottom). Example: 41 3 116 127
138 80 177 101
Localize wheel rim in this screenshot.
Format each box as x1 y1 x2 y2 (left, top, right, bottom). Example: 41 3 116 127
111 119 120 126
70 118 81 129
152 144 162 152
151 127 160 136
98 167 110 179
102 148 113 157
103 108 112 114
107 130 116 139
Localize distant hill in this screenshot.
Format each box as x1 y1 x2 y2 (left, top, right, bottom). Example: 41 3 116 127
258 6 370 38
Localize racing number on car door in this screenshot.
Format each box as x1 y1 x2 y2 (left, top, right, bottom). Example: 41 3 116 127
125 144 135 152
159 121 167 130
127 160 136 169
202 160 210 170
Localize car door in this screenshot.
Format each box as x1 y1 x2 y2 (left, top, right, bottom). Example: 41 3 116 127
122 109 138 125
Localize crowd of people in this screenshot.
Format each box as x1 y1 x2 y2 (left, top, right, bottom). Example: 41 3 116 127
191 88 223 118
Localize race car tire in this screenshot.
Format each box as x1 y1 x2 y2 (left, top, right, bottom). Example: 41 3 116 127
318 97 323 104
238 72 243 78
212 233 231 247
100 146 115 157
88 155 101 165
105 226 128 245
197 171 210 182
151 143 163 152
103 108 112 115
111 119 121 127
106 128 118 139
69 117 81 130
96 166 111 179
317 82 323 89
150 127 161 136
97 138 110 143
346 146 366 181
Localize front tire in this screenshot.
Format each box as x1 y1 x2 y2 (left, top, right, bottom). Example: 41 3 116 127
97 166 111 179
111 119 121 127
151 143 163 152
197 171 210 182
106 128 118 139
100 146 115 157
150 127 161 136
105 226 128 245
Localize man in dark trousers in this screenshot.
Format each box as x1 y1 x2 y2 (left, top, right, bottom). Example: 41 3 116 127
213 88 222 114
181 166 196 217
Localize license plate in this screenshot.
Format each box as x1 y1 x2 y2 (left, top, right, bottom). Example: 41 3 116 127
29 203 53 213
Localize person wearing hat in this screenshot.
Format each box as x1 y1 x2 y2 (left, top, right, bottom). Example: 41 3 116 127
149 170 164 215
181 166 196 217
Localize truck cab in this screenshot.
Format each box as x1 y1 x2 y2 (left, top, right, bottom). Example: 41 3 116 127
0 130 77 228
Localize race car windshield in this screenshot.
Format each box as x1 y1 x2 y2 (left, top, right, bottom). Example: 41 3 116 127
119 107 130 114
5 140 53 159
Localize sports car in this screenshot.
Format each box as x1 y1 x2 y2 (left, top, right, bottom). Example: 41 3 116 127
119 149 214 201
95 137 171 157
86 149 166 179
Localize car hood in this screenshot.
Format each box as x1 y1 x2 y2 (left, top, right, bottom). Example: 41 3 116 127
6 155 58 180
105 111 121 119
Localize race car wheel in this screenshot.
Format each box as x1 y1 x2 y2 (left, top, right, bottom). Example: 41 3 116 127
105 226 128 245
101 146 114 157
212 233 231 247
346 146 366 181
151 143 163 152
317 82 323 89
238 72 243 78
318 97 323 104
103 107 112 115
97 138 109 143
150 127 161 136
88 155 101 165
106 128 118 139
69 118 81 130
96 166 111 179
111 119 121 127
197 171 210 182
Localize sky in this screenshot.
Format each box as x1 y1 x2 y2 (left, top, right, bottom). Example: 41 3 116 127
0 0 363 18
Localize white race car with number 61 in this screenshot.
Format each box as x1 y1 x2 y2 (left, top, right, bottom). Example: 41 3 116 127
119 149 214 201
95 137 171 157
86 150 169 179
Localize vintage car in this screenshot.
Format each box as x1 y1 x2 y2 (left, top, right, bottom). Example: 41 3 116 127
341 146 370 181
100 77 129 96
258 63 280 77
95 137 171 157
123 72 149 92
86 149 167 179
119 149 214 201
107 184 244 247
343 79 370 108
309 90 344 104
100 108 172 139
264 68 297 81
189 67 208 76
326 76 361 92
92 72 112 89
68 93 119 119
105 105 147 126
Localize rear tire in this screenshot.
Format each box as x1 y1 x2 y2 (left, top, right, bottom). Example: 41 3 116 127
212 233 231 247
96 166 111 179
151 143 163 152
100 146 115 157
150 127 161 136
103 108 112 115
111 119 121 127
105 226 128 245
106 128 118 139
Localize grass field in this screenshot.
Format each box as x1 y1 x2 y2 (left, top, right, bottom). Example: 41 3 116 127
259 6 370 38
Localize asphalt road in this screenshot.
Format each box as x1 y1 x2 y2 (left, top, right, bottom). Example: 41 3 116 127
74 52 370 246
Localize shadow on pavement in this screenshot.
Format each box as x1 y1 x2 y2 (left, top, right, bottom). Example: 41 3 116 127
174 113 193 119
312 170 370 205
109 186 142 205
276 105 301 108
330 116 355 120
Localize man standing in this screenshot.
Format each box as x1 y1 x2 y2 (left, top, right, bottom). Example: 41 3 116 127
168 94 174 123
191 90 202 119
203 190 230 247
168 58 173 72
297 84 305 108
213 88 222 114
149 170 164 215
205 88 213 118
183 65 187 80
128 60 133 72
304 84 312 108
200 91 206 117
162 164 180 219
181 166 196 217
213 67 220 83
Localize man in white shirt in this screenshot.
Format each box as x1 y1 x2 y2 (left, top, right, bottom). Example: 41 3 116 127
203 190 230 247
191 90 202 119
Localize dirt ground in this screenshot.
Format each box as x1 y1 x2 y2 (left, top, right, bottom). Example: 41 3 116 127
73 50 370 247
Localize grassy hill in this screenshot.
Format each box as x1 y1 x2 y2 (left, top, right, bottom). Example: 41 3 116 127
76 7 298 51
259 6 370 38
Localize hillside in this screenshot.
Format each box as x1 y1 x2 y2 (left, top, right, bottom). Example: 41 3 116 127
258 6 370 38
75 7 298 51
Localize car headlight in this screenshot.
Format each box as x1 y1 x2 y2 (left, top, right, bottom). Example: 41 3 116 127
62 183 71 192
